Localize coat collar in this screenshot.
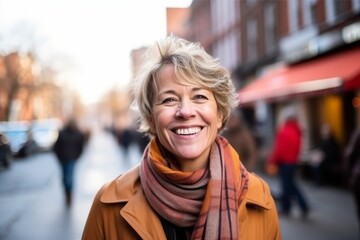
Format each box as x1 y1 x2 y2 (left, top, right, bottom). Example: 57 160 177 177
100 164 140 203
100 164 273 238
243 173 273 210
100 165 272 210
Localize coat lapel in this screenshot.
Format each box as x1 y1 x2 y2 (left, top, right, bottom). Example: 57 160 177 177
100 164 166 240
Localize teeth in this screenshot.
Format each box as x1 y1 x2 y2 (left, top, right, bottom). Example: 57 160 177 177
175 127 201 135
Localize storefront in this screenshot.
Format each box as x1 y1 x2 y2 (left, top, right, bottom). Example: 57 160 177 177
238 47 360 105
238 46 360 162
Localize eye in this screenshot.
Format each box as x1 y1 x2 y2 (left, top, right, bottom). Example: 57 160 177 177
194 94 208 102
161 97 178 105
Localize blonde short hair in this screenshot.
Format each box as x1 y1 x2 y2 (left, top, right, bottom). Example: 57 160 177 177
133 35 238 137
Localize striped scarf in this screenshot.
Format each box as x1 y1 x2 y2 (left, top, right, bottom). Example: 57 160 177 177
140 136 249 240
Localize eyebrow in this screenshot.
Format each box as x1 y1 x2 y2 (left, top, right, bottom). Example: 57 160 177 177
158 87 207 96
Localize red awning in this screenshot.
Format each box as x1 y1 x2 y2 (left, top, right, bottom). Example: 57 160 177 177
238 47 360 105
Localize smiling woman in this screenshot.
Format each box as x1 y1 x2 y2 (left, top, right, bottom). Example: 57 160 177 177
82 35 281 240
151 64 222 171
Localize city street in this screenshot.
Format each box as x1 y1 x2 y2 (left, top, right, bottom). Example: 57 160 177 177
0 127 142 240
0 127 358 240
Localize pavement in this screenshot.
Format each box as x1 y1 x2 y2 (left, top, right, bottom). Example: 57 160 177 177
260 173 359 240
0 128 358 240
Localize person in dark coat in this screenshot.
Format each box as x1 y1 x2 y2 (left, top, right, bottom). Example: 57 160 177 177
311 124 341 185
53 118 86 206
117 128 133 158
0 133 12 168
345 127 360 232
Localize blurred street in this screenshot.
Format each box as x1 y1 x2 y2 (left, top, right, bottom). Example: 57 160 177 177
0 126 141 240
0 128 359 240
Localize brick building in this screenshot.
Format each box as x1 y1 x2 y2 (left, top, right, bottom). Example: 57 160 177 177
172 0 360 177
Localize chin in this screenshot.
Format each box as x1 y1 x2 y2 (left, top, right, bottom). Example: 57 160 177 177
173 149 203 161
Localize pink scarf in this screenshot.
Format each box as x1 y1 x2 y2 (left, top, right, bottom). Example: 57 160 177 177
140 136 249 239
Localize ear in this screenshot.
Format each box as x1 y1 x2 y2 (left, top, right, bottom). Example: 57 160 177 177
217 112 223 130
148 118 157 135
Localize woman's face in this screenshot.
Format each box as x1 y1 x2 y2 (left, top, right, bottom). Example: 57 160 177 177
151 64 223 171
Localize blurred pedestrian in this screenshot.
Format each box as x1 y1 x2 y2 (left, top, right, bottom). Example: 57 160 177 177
309 124 341 185
53 118 86 207
116 127 133 158
132 130 150 153
131 118 150 153
0 133 12 168
221 109 257 171
266 106 310 218
344 127 360 231
82 35 280 239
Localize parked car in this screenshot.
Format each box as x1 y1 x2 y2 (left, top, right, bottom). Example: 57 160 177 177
0 118 62 158
0 121 31 156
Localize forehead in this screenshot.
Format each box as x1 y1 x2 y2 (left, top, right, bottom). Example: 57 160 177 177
155 64 203 89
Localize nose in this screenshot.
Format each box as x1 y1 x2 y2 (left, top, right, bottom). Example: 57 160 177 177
175 99 195 119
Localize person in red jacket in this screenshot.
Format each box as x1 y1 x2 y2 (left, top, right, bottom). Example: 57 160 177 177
267 106 310 218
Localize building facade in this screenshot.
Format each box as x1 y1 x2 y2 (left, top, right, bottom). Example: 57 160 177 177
185 0 360 175
0 51 81 122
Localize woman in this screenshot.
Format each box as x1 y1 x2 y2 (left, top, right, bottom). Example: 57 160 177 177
82 35 280 240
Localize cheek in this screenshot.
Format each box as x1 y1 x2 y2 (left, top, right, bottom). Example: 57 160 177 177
150 109 168 133
203 104 223 130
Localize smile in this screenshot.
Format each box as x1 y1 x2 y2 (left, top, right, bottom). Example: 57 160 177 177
173 127 202 135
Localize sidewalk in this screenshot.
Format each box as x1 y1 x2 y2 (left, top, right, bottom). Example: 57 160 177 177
259 172 359 240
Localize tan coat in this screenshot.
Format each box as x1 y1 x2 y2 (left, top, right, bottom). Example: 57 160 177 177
82 165 281 240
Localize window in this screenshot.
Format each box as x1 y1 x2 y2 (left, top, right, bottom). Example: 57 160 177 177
247 18 258 62
303 0 318 26
264 2 276 55
289 0 300 32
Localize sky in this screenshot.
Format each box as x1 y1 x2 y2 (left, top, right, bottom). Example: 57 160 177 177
0 0 192 104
